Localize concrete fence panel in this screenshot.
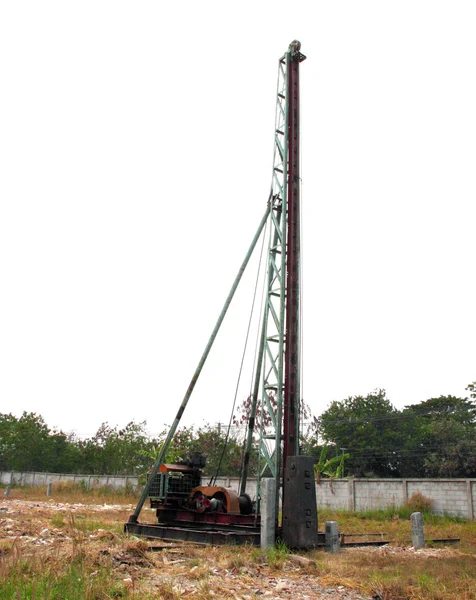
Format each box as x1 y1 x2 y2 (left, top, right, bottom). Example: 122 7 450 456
1 471 474 520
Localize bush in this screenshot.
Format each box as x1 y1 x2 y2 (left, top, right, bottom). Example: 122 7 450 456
404 491 433 513
395 491 434 519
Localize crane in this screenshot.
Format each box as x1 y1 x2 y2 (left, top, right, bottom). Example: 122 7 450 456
125 40 319 549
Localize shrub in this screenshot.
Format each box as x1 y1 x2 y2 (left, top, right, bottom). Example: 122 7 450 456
395 491 434 519
404 491 433 513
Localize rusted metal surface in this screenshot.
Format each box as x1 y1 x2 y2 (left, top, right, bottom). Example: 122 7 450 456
125 522 261 546
190 485 241 514
282 456 319 549
154 508 258 527
283 41 305 470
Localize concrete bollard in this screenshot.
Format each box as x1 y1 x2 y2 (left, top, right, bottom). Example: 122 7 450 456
411 512 425 549
325 521 340 552
46 483 52 497
260 478 276 550
4 485 11 497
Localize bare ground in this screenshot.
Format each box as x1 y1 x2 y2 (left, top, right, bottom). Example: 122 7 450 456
1 497 466 599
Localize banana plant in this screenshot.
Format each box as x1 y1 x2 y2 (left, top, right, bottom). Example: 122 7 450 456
313 445 350 483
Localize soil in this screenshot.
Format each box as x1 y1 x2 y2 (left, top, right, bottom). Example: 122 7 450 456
0 497 374 599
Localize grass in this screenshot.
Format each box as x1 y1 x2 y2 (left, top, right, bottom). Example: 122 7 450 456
313 507 476 599
0 537 134 600
1 480 139 504
318 506 476 551
1 486 475 599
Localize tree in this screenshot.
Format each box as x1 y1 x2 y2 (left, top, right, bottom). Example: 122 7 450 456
466 381 476 400
44 430 82 473
0 412 52 472
77 421 153 475
401 394 476 478
319 390 401 477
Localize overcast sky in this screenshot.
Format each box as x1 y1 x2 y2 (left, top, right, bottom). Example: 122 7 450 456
1 1 475 439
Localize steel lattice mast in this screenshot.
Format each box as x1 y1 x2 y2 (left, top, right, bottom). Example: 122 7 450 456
240 41 306 507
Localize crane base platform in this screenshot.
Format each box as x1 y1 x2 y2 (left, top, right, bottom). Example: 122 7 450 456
124 520 262 545
124 520 327 547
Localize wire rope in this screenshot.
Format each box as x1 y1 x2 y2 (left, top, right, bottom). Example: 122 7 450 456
209 217 269 485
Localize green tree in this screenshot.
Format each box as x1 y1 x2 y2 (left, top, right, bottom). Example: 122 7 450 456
44 430 82 473
0 412 51 471
319 390 401 477
401 394 476 477
466 381 476 400
77 421 153 475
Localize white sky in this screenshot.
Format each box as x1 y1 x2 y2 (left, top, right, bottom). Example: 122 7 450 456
1 1 475 440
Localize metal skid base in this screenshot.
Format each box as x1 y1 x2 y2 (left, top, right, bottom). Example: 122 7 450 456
125 517 326 547
125 505 262 545
125 520 261 546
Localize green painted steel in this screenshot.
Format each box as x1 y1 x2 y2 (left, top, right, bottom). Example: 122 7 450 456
129 204 270 523
241 42 306 519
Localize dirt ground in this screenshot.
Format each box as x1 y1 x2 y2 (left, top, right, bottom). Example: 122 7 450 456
2 497 464 599
0 497 374 599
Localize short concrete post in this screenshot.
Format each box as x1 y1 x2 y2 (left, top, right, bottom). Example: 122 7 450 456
4 485 11 497
46 483 52 497
325 521 340 552
411 512 425 549
261 478 276 550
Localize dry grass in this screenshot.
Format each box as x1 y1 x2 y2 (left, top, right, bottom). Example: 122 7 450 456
8 480 140 505
1 485 475 599
313 507 476 599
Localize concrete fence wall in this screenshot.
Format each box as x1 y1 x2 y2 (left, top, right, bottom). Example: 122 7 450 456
2 471 474 520
314 478 476 520
0 470 140 490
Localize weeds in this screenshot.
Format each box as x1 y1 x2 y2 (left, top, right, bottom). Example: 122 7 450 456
2 487 475 600
266 539 289 569
6 481 139 505
0 546 132 600
50 513 64 528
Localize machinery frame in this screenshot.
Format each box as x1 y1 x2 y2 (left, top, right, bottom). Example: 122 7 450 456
126 41 318 549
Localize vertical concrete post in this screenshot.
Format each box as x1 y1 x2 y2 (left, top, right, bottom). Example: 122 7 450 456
261 478 276 550
402 479 408 503
325 521 340 552
466 481 474 521
411 512 425 549
349 479 355 511
4 485 11 497
46 483 52 497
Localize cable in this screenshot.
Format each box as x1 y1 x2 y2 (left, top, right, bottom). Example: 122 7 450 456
210 219 269 485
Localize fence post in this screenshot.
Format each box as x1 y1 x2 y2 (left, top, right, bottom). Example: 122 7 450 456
348 479 355 511
325 521 340 552
411 512 425 549
466 481 474 520
402 479 408 502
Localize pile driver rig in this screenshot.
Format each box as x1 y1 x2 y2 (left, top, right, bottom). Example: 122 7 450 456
126 40 319 549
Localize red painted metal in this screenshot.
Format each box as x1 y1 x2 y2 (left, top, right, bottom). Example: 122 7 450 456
283 44 305 471
155 508 259 527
